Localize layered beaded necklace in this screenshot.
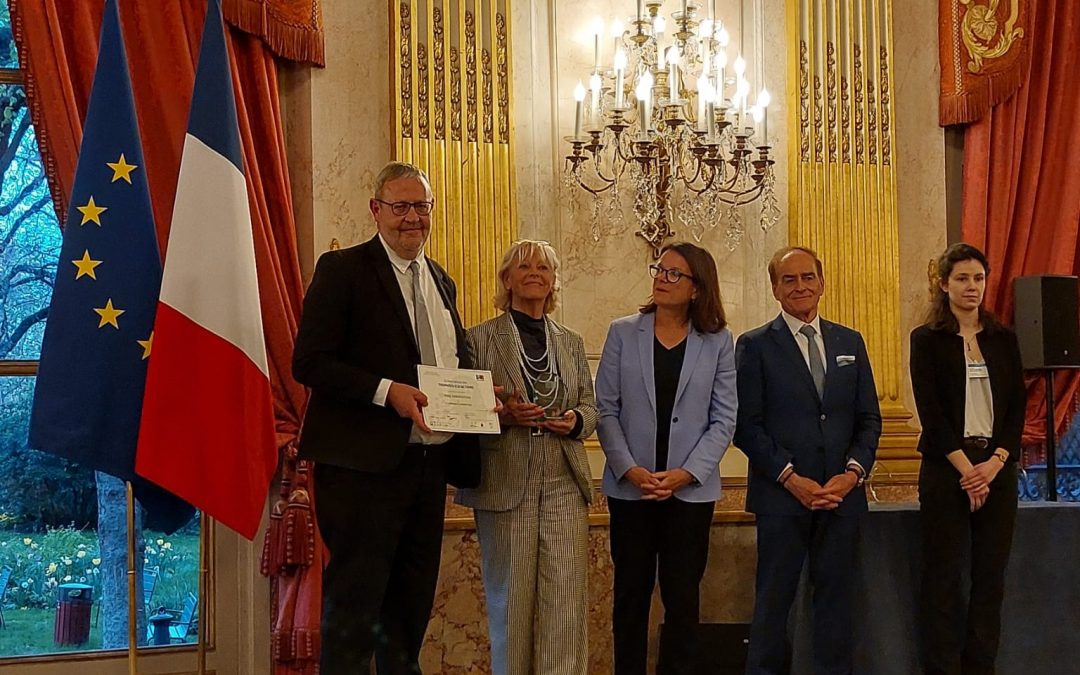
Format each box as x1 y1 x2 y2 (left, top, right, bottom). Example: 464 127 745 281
508 314 559 402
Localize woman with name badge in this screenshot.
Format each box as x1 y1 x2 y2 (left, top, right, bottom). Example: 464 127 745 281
909 243 1026 675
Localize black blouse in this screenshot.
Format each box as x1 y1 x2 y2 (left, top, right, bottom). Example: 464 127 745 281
510 309 584 438
653 336 687 471
909 323 1026 461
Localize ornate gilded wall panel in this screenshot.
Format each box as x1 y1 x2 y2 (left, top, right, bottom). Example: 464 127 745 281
788 0 919 468
392 0 518 327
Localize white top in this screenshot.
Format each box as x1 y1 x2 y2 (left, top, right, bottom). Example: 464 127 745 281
964 356 995 439
781 310 828 375
373 234 459 444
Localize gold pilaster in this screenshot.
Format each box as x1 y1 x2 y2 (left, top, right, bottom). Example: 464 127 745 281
788 0 919 481
391 0 518 327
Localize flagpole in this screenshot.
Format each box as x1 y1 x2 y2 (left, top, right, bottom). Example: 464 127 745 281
197 512 209 675
125 482 139 675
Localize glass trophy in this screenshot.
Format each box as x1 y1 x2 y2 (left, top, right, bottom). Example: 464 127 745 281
529 371 566 421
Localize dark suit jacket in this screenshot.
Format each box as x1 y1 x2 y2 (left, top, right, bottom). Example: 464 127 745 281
909 322 1025 463
735 314 882 516
292 236 479 488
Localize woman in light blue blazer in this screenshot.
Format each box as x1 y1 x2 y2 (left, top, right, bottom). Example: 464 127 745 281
596 242 738 675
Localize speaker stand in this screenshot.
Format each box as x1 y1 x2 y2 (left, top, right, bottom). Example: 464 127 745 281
1044 370 1058 502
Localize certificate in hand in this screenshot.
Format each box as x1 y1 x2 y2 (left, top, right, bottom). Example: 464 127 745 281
417 365 501 434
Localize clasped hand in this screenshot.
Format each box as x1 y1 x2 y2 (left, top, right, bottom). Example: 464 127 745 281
625 466 695 500
959 459 1001 512
785 472 859 511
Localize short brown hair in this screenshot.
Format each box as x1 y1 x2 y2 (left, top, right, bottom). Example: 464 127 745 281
373 161 431 199
640 242 727 333
768 246 824 285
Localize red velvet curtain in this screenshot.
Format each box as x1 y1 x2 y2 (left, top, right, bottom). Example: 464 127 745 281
961 0 1080 445
11 1 319 672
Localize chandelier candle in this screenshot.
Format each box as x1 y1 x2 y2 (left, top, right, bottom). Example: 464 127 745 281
589 72 603 126
668 48 680 101
574 81 586 137
757 87 771 145
593 17 602 72
637 71 653 133
614 49 627 108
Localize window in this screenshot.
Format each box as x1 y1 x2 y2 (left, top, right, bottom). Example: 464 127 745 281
0 2 200 661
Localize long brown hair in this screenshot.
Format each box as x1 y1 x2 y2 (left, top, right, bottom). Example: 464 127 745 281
640 242 727 333
924 242 1002 333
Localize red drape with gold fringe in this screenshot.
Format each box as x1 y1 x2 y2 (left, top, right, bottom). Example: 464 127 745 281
939 0 1032 126
10 1 322 672
961 0 1080 449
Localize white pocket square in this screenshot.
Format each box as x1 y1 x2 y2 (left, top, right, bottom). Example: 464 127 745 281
836 355 856 367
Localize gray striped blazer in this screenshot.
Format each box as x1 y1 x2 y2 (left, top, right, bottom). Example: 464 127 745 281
455 312 597 511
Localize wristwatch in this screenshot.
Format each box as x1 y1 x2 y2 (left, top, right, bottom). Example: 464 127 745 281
993 449 1009 464
846 465 866 487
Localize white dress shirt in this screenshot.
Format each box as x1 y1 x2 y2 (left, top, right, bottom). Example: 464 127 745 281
372 234 459 444
964 356 995 438
776 311 865 482
781 310 828 376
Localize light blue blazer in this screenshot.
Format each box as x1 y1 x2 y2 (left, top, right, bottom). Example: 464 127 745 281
596 312 738 502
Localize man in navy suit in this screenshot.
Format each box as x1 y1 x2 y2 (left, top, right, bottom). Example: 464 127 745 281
735 246 882 675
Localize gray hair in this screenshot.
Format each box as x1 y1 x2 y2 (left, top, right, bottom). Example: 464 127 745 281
373 161 431 198
494 240 562 315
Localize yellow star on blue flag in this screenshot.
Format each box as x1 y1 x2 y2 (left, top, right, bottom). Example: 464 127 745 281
30 0 193 534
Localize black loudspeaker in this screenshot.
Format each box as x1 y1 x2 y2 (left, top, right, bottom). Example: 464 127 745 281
657 622 749 675
1013 275 1080 370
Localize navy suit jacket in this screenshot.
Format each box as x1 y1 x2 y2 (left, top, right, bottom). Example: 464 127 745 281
734 314 882 516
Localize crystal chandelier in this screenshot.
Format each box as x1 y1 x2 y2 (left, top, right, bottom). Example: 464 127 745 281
564 0 780 257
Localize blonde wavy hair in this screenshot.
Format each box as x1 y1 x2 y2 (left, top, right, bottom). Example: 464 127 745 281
493 239 561 315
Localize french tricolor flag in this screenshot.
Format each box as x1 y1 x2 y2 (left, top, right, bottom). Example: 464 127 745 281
136 0 276 539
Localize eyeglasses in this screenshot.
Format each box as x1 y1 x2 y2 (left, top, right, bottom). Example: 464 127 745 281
649 263 694 284
374 199 434 216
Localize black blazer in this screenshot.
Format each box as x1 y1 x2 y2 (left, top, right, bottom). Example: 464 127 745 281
293 236 479 487
735 315 882 516
909 322 1026 463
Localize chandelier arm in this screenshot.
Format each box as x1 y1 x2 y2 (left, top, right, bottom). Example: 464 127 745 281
710 164 748 193
591 158 622 185
612 133 638 163
681 167 718 195
571 173 617 196
714 182 766 205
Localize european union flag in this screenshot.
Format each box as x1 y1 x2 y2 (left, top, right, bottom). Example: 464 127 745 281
29 0 192 533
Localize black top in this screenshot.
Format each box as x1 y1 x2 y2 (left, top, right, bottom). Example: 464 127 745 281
653 336 687 471
909 322 1026 462
510 309 549 377
510 309 584 438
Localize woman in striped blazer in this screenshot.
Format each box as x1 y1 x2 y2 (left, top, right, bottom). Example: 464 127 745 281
455 239 596 675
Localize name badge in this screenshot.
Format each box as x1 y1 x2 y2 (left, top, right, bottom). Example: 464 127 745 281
967 362 989 379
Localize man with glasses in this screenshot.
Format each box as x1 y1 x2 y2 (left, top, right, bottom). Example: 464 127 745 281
734 246 881 675
293 161 480 674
